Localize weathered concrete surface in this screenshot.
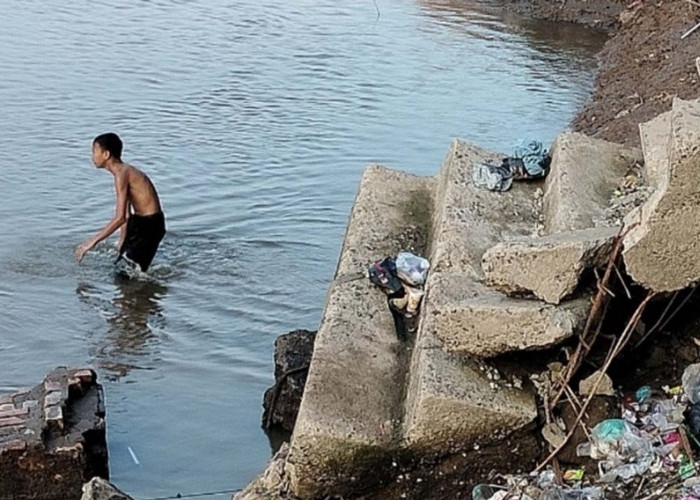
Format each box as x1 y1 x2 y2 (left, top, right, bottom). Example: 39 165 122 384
542 132 641 235
82 477 133 500
263 329 316 431
286 166 434 499
403 329 536 453
638 110 671 189
428 140 541 277
423 141 589 356
482 226 618 304
421 273 589 356
0 367 107 500
623 98 700 292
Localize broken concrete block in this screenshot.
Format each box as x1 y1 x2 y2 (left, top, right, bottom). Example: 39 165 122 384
542 132 641 235
482 227 618 304
0 367 107 500
420 272 589 357
579 370 615 397
624 98 700 291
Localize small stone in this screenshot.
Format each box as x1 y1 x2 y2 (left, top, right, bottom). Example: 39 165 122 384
542 422 567 448
0 404 15 412
579 370 615 397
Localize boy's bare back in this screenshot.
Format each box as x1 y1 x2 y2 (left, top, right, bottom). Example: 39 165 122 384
120 164 161 216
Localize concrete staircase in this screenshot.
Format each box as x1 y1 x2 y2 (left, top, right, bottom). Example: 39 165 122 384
286 131 642 498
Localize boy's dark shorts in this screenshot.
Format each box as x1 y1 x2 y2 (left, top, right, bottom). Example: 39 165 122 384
116 211 166 272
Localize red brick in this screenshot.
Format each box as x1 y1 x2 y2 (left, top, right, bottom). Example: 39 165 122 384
0 409 28 419
43 380 61 393
0 439 26 452
73 370 94 383
0 417 24 428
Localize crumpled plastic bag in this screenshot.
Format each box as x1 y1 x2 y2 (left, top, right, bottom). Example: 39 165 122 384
683 363 700 403
590 419 652 464
395 251 430 286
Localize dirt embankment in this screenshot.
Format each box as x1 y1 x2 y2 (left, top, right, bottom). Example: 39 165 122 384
506 0 700 147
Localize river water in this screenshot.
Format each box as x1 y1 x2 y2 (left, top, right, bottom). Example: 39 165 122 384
0 1 603 498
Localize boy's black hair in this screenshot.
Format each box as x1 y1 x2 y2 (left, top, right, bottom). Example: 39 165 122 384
93 133 123 160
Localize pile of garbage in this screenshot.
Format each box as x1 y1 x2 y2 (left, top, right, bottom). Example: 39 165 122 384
473 363 700 500
368 251 430 340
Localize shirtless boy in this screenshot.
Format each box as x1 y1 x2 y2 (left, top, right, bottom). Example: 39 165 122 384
75 133 166 272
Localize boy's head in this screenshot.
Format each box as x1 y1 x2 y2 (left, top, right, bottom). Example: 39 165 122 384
92 133 123 167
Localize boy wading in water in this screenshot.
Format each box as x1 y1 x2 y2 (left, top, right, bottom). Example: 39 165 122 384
76 133 166 273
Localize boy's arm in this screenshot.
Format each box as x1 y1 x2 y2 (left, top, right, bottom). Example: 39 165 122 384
117 206 130 249
76 173 129 262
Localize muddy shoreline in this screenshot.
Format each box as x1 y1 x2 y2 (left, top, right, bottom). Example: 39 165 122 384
506 0 700 147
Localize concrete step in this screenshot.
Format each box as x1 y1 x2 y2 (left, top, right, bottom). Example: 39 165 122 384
424 140 589 356
623 97 700 291
286 166 435 499
419 271 589 357
403 329 537 453
429 140 542 278
482 226 618 305
542 132 642 235
401 141 582 457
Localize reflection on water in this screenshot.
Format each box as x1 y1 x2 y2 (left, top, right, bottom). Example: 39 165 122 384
0 0 604 497
77 277 168 381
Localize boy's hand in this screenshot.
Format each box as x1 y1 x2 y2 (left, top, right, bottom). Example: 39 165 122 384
75 241 94 262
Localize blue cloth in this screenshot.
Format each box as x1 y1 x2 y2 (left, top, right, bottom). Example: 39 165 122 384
513 139 548 177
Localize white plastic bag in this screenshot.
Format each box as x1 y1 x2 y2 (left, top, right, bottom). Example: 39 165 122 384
395 252 430 286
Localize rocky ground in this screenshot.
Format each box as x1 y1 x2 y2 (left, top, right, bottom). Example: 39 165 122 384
506 0 700 147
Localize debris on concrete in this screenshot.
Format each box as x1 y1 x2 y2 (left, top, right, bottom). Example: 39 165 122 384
369 252 430 340
0 367 107 500
473 139 551 192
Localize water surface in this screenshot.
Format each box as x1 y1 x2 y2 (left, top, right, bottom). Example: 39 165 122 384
0 1 603 497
